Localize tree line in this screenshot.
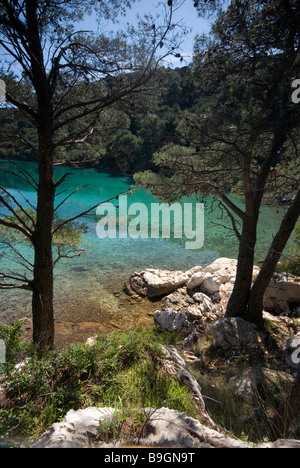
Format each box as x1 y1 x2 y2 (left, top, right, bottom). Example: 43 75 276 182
0 66 195 173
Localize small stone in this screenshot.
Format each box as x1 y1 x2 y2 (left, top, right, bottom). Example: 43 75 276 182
154 309 192 333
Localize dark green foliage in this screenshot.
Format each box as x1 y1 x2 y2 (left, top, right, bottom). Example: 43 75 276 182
0 66 196 172
0 326 196 443
0 321 27 373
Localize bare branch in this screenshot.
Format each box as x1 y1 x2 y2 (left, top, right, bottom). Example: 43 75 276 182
54 185 89 213
0 185 35 232
53 127 95 148
52 190 131 236
54 172 75 189
2 158 39 190
0 272 32 290
53 247 88 267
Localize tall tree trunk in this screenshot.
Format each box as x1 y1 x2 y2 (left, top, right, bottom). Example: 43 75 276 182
26 0 55 352
248 190 300 324
31 125 55 352
226 212 258 318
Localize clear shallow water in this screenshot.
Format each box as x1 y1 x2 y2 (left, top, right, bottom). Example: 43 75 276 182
0 159 294 327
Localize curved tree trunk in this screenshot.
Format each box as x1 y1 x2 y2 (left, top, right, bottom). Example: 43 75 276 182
226 213 258 318
248 190 300 324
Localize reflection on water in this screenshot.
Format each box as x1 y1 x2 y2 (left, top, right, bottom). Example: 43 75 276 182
0 160 294 327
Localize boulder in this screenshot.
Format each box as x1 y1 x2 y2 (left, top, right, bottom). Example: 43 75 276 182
185 265 204 277
209 317 264 351
204 258 238 283
32 406 300 449
124 272 148 297
284 332 300 368
228 367 294 401
163 287 195 312
204 257 260 283
201 273 221 294
263 274 300 313
125 269 189 299
187 272 221 294
186 293 213 320
32 407 116 448
285 332 300 353
154 309 192 333
185 305 204 321
187 272 205 289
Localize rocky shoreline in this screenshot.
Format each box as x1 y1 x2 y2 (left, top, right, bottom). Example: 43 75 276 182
125 257 300 323
30 257 300 448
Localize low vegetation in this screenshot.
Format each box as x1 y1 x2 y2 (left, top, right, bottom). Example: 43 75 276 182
1 316 300 447
0 324 197 446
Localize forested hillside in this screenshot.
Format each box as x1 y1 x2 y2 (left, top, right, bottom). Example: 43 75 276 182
0 66 196 173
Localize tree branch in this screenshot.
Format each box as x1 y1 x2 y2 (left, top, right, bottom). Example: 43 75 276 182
52 190 131 236
0 185 35 232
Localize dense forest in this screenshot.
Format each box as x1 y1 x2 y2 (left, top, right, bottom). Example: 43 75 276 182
0 66 196 173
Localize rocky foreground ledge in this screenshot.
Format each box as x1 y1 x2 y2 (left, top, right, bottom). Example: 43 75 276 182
32 258 300 449
32 406 300 449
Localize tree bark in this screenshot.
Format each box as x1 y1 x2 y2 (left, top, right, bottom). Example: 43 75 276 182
26 0 55 352
226 212 258 318
248 190 300 324
31 141 55 352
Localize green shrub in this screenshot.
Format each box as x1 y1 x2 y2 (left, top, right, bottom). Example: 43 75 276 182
0 321 28 374
0 326 195 444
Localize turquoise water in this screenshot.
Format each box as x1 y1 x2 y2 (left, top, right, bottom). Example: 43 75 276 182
0 159 294 325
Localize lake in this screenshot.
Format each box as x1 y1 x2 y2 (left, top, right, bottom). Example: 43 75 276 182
0 159 294 332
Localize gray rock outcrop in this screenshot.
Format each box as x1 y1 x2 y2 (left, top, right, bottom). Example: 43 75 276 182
208 317 264 351
154 309 192 333
124 269 190 298
125 258 300 318
228 367 294 400
264 274 300 313
32 406 300 449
